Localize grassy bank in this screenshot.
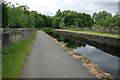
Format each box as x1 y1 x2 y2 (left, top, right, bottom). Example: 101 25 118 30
56 29 119 38
2 31 36 78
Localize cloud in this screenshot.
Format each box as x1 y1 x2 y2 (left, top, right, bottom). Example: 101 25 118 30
6 0 119 16
92 2 118 14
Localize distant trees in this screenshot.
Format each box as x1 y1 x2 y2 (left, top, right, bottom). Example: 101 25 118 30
54 10 94 29
2 1 45 28
2 0 119 28
52 17 60 29
55 9 61 17
92 11 119 27
41 15 53 28
54 10 119 29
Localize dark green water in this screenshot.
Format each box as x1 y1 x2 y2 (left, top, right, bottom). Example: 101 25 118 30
50 32 120 78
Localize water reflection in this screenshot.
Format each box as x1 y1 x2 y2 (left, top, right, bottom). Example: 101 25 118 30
52 32 120 57
51 32 120 78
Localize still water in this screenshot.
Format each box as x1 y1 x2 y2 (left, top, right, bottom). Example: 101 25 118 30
50 32 120 78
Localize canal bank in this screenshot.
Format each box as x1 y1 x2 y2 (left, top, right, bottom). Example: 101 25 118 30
54 30 120 48
51 30 120 78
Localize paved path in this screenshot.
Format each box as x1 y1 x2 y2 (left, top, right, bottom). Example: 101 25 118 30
21 31 95 78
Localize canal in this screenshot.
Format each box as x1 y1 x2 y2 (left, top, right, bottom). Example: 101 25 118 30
49 32 120 78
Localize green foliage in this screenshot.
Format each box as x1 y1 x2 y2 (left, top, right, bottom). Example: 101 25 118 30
59 18 65 29
55 10 94 28
7 3 30 28
92 24 102 28
2 1 45 28
42 15 53 28
2 1 8 27
64 14 76 26
42 27 53 34
55 9 61 17
52 17 60 29
2 1 119 28
92 11 119 27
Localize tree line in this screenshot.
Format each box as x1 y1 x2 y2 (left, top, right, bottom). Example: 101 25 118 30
1 1 120 28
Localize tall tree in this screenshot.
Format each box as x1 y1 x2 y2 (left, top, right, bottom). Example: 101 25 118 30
60 17 65 29
55 9 61 17
92 11 115 27
2 1 8 28
52 17 60 29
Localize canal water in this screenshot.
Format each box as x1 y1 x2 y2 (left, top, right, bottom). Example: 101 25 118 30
50 32 120 78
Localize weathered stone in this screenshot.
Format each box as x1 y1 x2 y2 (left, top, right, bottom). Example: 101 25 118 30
54 30 120 47
2 28 36 47
68 27 120 34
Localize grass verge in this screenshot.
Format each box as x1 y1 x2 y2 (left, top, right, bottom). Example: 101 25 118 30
2 31 36 78
56 29 119 38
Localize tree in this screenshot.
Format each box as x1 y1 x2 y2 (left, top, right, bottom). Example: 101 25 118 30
2 1 8 27
64 14 76 26
2 0 46 28
58 10 93 28
42 16 53 28
74 18 79 27
60 17 65 29
55 9 61 17
92 11 115 27
3 0 118 28
113 14 120 27
52 17 60 29
37 14 44 28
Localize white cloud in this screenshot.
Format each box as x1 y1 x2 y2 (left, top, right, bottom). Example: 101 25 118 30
6 0 119 16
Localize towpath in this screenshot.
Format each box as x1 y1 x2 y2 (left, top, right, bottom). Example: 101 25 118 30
21 31 95 78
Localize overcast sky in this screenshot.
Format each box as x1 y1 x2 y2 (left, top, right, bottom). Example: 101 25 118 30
6 0 120 16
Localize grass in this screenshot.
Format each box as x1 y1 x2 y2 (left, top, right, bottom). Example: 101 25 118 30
0 53 1 79
2 31 36 78
56 29 119 38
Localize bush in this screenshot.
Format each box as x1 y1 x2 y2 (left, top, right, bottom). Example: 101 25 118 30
92 24 102 28
42 27 53 34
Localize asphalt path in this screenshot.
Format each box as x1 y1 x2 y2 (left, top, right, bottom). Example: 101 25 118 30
21 31 95 78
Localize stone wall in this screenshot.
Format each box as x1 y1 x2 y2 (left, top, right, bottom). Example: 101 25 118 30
2 28 36 47
0 29 1 46
0 4 1 28
67 27 120 34
54 30 120 47
0 28 2 53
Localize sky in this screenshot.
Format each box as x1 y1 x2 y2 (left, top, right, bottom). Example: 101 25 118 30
6 0 120 16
